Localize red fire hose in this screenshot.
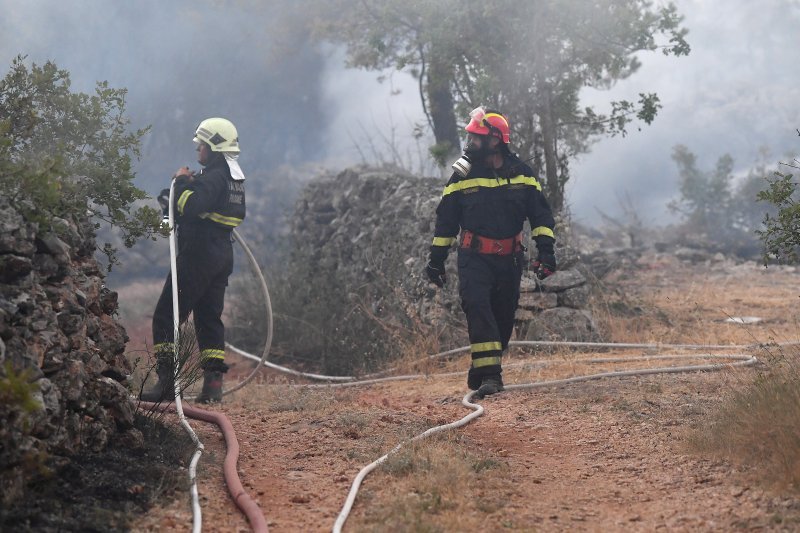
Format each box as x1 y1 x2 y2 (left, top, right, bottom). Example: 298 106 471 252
139 401 268 533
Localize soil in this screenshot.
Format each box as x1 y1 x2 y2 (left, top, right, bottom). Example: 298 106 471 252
7 254 800 532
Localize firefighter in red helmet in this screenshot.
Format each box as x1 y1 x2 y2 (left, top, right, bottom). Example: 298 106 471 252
426 107 556 398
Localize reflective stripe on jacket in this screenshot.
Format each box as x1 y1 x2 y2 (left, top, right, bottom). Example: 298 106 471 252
431 153 554 252
173 156 246 247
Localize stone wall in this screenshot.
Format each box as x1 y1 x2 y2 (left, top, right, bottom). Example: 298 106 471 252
516 268 600 342
283 166 466 370
284 166 599 369
0 198 138 505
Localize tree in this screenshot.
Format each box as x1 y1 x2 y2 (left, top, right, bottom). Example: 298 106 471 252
0 57 163 266
668 144 735 230
757 152 800 264
465 0 689 212
306 0 690 212
731 149 780 236
670 144 775 258
309 0 468 165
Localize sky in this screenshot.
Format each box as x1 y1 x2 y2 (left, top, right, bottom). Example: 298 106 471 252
2 0 799 226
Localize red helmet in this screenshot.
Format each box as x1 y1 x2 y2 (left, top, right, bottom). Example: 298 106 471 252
465 107 510 144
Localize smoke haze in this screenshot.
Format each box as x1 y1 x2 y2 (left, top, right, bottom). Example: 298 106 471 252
568 0 800 225
2 0 799 225
1 0 329 190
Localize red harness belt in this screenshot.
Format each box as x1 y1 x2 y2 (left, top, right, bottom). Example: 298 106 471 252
460 230 522 255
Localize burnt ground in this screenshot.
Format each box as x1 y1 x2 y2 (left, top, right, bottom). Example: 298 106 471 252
0 414 193 533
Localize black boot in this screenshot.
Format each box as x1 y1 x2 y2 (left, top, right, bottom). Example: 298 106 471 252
140 355 175 402
195 370 224 404
475 374 504 399
467 367 483 391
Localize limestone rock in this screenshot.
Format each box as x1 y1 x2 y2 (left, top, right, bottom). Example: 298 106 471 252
518 292 558 311
517 307 601 342
538 268 586 292
558 284 592 309
0 197 136 504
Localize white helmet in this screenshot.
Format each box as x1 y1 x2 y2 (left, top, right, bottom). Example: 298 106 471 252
193 117 240 153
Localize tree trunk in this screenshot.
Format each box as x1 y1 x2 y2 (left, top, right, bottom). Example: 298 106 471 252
426 47 461 169
539 85 563 213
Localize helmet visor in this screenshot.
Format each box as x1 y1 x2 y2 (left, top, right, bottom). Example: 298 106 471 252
469 106 487 125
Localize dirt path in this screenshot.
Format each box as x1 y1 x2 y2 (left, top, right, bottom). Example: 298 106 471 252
463 374 786 531
134 372 800 532
133 258 800 532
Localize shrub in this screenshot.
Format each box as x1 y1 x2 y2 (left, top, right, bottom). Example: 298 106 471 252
0 56 164 268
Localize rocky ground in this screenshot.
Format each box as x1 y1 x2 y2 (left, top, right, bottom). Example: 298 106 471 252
8 252 800 532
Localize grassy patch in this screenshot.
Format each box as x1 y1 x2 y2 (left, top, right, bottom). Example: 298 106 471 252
692 346 800 491
352 437 507 531
260 385 339 413
336 410 376 439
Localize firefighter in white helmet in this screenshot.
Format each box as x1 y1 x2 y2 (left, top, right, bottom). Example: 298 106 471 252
141 117 246 404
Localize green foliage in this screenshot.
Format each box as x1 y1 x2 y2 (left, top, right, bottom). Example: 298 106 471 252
0 56 164 267
303 0 690 211
460 1 689 210
757 170 800 264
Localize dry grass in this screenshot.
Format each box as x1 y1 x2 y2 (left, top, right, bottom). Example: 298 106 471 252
228 382 352 415
353 436 508 532
692 344 800 491
589 258 800 493
588 260 800 347
261 385 340 413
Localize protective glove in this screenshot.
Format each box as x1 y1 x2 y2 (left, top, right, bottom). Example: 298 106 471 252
531 252 556 280
173 166 194 180
157 188 170 217
425 261 446 287
425 246 449 288
532 236 556 280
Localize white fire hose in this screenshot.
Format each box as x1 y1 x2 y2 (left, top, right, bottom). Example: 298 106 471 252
155 180 206 533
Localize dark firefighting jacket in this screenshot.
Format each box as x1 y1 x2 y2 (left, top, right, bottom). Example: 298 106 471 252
173 155 246 251
431 152 555 254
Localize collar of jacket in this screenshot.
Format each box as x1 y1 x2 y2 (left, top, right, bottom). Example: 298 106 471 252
200 154 230 175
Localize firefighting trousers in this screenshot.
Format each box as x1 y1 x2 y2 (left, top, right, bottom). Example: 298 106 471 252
152 232 233 369
457 250 523 379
